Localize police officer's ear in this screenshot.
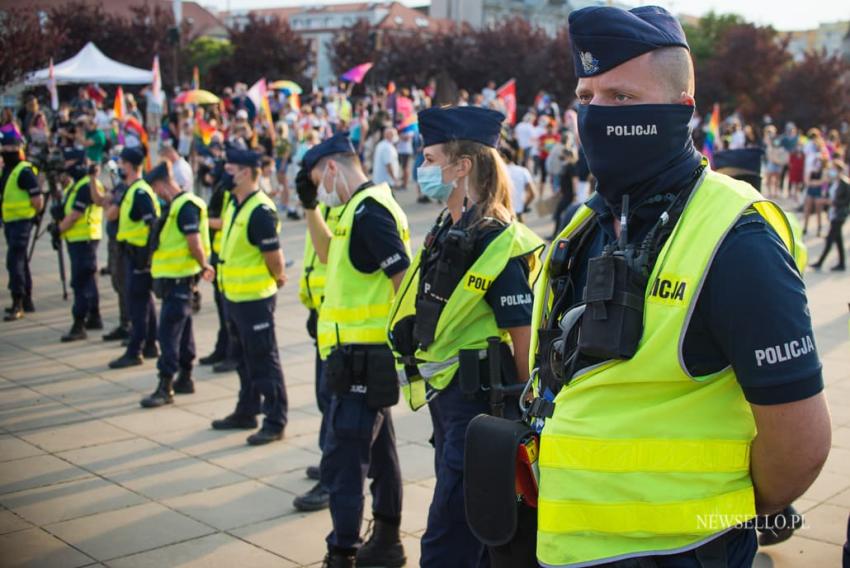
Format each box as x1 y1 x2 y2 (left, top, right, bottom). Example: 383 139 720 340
678 91 695 107
453 155 473 179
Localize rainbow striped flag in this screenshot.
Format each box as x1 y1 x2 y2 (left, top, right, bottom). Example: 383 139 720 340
113 86 126 120
398 113 418 134
702 103 720 165
194 109 216 145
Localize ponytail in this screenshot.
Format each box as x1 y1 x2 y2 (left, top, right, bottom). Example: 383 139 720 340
443 140 515 224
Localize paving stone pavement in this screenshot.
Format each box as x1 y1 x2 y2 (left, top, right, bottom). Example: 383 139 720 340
0 189 847 567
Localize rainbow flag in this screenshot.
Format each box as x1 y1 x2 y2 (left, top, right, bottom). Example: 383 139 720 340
398 113 418 134
113 86 126 120
0 123 23 143
702 103 720 165
194 109 216 145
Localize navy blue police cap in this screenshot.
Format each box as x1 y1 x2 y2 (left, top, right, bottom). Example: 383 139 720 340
568 5 689 78
302 132 356 173
225 147 262 168
713 148 764 177
419 106 505 149
144 161 171 184
119 146 146 167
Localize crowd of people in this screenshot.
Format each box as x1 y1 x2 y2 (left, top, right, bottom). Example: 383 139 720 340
1 10 849 564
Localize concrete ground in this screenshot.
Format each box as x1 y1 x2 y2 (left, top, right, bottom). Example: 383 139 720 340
0 188 847 568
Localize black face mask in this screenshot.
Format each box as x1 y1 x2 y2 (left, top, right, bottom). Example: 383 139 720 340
2 151 21 168
577 104 701 212
220 172 235 192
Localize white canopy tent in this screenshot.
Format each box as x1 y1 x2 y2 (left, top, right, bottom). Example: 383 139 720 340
26 42 152 86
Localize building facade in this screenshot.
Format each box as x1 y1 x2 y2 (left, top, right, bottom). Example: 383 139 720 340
783 21 850 62
429 0 608 36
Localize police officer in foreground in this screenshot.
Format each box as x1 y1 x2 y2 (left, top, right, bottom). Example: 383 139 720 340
108 147 161 368
524 7 831 567
386 106 544 567
292 200 339 513
210 148 289 446
296 133 409 568
140 161 213 408
2 127 42 321
56 150 104 341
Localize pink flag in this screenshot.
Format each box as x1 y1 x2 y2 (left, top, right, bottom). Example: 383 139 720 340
151 55 162 100
47 59 58 111
496 79 517 126
341 63 373 84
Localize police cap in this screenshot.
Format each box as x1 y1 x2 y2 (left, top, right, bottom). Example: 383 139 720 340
144 161 171 185
418 106 505 149
302 132 356 173
713 148 763 178
225 147 262 168
119 146 146 167
568 5 689 78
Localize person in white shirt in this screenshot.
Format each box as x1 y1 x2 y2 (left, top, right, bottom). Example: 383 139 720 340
481 80 497 105
514 114 536 168
372 127 400 188
728 121 746 150
159 142 194 193
502 147 536 222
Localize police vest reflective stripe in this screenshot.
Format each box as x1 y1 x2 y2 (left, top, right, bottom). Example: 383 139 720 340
62 176 103 242
151 193 210 278
117 179 161 246
532 169 797 567
388 221 544 409
298 203 340 310
217 191 279 302
317 183 410 359
1 162 39 222
211 191 231 255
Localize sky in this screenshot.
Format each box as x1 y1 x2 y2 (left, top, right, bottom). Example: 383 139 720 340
202 0 848 31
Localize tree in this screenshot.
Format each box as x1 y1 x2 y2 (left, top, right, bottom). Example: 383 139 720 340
209 15 311 91
696 23 791 121
0 8 56 88
775 51 850 128
682 12 745 63
182 37 233 84
331 19 376 77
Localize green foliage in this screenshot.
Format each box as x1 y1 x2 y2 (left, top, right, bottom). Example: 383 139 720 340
182 37 233 79
684 11 745 62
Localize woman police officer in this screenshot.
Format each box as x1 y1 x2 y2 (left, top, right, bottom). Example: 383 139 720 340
387 106 544 566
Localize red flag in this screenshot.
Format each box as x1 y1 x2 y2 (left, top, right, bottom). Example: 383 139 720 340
113 86 126 120
496 79 517 126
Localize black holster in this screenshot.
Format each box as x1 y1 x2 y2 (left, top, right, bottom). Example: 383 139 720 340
464 414 538 568
325 344 399 409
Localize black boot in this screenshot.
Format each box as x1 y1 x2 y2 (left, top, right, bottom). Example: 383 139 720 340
3 296 23 321
211 413 257 430
246 427 283 446
143 343 159 359
85 312 104 330
22 295 35 313
323 550 356 568
61 318 88 342
103 326 130 341
140 374 174 408
213 358 238 373
355 518 406 567
306 465 321 481
293 482 330 511
173 368 195 394
108 352 144 369
198 351 225 365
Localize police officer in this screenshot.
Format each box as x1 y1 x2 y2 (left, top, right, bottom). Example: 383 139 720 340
103 160 131 342
56 150 104 341
140 161 213 408
386 107 544 567
296 133 409 568
292 201 338 513
210 148 289 446
525 7 830 567
198 154 239 373
108 147 161 368
2 127 42 321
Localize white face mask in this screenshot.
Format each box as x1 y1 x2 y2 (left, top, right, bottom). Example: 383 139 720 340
317 163 346 208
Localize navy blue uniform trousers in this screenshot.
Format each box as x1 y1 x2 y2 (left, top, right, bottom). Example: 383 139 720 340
4 219 33 298
157 280 195 376
210 254 233 359
124 249 157 357
320 387 402 550
226 296 288 432
67 240 99 319
421 380 491 568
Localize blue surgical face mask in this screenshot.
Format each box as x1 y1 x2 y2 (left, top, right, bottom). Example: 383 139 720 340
577 103 699 211
417 164 455 201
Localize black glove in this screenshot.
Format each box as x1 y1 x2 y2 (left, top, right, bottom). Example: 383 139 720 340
295 167 318 210
49 202 64 222
47 222 61 241
306 309 318 340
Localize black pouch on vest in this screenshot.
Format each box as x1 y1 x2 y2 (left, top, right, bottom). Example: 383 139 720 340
458 349 482 396
365 346 400 409
578 253 646 360
413 297 442 349
325 346 353 396
464 414 538 568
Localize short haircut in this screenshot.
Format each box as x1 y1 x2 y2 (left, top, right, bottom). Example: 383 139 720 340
650 47 695 100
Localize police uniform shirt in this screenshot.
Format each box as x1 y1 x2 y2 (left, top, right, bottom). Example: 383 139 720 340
348 182 410 277
1 164 39 198
228 191 280 252
106 183 127 239
165 192 201 236
129 186 157 225
67 178 93 215
572 192 823 405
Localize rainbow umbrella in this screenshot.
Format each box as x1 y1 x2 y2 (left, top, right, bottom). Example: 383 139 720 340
269 80 303 95
174 89 220 105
